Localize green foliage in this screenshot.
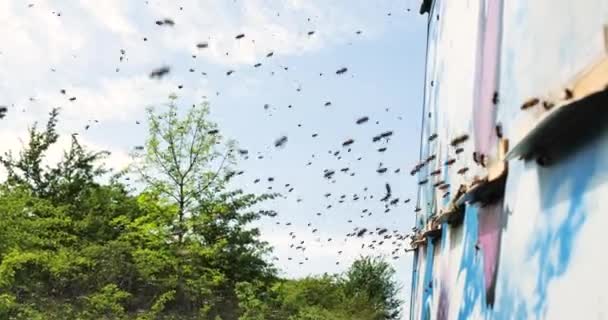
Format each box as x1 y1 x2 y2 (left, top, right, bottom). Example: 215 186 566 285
0 99 403 319
343 256 402 319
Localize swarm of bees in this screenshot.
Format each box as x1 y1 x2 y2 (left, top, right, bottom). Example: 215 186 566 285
0 2 436 272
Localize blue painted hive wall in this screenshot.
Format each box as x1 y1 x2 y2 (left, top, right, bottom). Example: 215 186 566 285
409 1 608 319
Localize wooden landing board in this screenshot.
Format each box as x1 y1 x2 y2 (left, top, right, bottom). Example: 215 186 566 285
437 203 465 226
507 47 608 161
456 167 508 206
506 88 608 162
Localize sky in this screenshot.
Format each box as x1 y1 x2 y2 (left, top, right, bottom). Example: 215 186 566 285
0 0 428 311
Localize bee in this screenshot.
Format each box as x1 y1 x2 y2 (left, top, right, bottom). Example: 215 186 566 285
430 169 441 176
428 133 438 141
336 67 348 75
444 158 456 166
307 31 315 36
226 70 234 76
455 147 465 154
266 51 274 57
149 66 171 79
196 42 208 49
356 116 369 124
342 139 354 147
207 129 219 135
450 134 469 147
378 147 387 152
380 131 394 138
274 136 288 147
323 170 335 179
324 101 332 107
235 33 245 39
563 88 574 100
457 167 469 175
433 180 445 188
542 100 555 110
495 124 503 138
492 91 499 105
426 154 436 162
521 97 540 110
357 228 368 237
377 167 388 174
418 179 429 185
254 63 262 68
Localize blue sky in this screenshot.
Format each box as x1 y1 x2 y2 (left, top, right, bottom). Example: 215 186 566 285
0 0 428 307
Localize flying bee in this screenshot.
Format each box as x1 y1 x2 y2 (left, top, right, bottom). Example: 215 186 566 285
433 180 444 188
457 167 469 175
356 116 369 124
342 139 354 147
450 134 469 147
149 66 171 79
336 67 348 75
274 136 288 147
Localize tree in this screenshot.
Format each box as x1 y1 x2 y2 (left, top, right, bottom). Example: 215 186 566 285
131 95 232 244
0 109 142 319
343 256 402 320
0 103 404 320
132 96 277 319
